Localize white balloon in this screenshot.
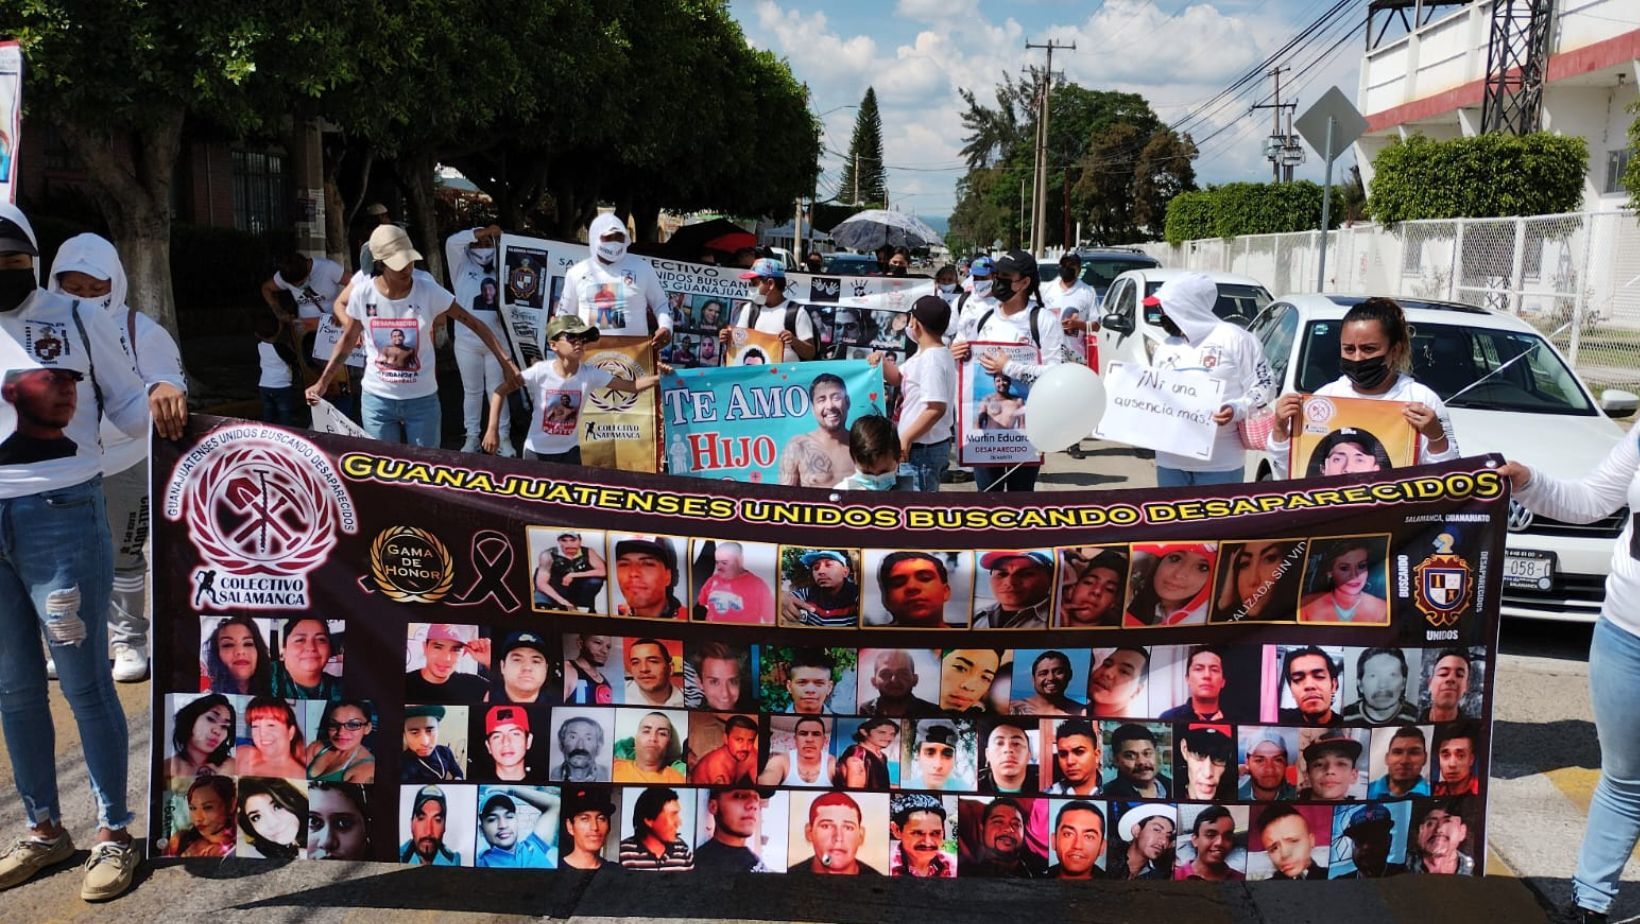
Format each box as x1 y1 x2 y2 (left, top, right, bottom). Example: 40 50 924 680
1024 364 1107 452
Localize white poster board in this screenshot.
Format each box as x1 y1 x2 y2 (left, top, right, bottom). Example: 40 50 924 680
1094 361 1226 460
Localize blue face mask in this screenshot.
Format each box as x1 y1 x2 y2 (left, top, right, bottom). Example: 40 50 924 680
849 470 898 491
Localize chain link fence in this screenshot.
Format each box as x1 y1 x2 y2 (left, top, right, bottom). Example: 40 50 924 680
1139 209 1640 395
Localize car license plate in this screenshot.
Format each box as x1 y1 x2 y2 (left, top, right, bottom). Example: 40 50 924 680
1503 549 1556 590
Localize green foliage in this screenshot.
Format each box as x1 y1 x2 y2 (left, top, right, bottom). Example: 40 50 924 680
1366 132 1588 223
836 88 887 206
758 643 858 713
1626 100 1640 217
1161 182 1341 244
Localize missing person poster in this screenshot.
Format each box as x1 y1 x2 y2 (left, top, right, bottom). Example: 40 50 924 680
151 416 1504 879
579 335 659 472
659 359 885 486
1096 361 1226 461
0 42 19 204
1290 395 1418 479
957 342 1042 467
724 327 782 367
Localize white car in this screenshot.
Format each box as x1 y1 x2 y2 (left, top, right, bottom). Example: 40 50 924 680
1244 293 1637 623
1095 268 1273 370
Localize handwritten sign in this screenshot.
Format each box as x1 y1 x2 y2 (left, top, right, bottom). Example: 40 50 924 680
1095 361 1226 460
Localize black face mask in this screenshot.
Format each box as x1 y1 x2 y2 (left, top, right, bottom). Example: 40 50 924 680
1058 266 1076 283
991 277 1017 303
0 268 35 312
1159 315 1183 338
1340 354 1392 390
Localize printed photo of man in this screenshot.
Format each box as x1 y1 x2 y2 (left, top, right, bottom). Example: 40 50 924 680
479 705 544 784
1108 804 1175 880
1420 648 1478 723
902 720 973 792
399 784 471 867
780 550 861 628
559 786 617 870
689 714 760 787
686 641 755 712
1343 647 1421 725
624 637 685 708
779 373 854 488
614 710 686 785
0 367 80 464
1009 649 1085 716
405 624 491 702
693 540 775 625
549 709 612 783
1238 728 1298 801
531 530 607 614
857 648 941 717
402 704 466 784
1103 723 1172 800
492 632 553 706
1432 720 1481 797
1174 805 1244 881
1332 803 1408 878
1177 725 1237 802
1367 725 1431 798
1409 797 1476 875
693 787 774 873
1056 547 1128 628
613 536 685 619
759 716 836 788
1047 719 1102 796
1086 647 1150 719
873 551 959 629
1298 730 1366 801
619 785 694 871
562 634 616 705
1274 645 1343 727
963 797 1048 878
973 551 1054 630
766 647 852 714
977 718 1036 794
1047 800 1105 879
890 794 956 878
789 792 884 875
475 786 559 869
1256 804 1326 880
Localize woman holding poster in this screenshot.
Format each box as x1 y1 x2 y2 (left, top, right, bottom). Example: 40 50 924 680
1268 298 1458 480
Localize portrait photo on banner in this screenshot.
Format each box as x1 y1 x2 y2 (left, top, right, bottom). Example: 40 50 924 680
957 341 1041 466
861 549 973 629
689 538 779 626
525 527 610 616
1055 545 1131 629
1290 394 1418 477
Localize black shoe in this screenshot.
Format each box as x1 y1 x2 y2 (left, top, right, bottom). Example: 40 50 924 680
1564 907 1607 924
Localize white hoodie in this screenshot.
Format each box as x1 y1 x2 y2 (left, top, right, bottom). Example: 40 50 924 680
48 233 187 476
0 205 152 497
553 213 671 343
444 228 507 352
1149 273 1274 472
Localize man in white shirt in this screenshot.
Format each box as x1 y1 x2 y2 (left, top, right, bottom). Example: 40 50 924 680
555 213 672 350
1042 253 1096 365
723 259 816 363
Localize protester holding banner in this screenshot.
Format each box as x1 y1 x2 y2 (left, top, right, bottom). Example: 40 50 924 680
47 233 188 684
1146 272 1273 487
307 225 521 447
876 295 955 491
1500 437 1640 922
1268 297 1458 480
725 258 816 362
556 214 672 348
0 204 187 902
484 315 662 465
445 225 514 455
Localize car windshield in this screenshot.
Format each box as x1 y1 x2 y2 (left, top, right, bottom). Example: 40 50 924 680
1294 320 1595 415
1144 281 1272 326
1081 257 1158 291
822 255 880 275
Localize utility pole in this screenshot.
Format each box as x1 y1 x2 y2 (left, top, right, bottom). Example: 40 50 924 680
1026 37 1075 257
853 153 860 206
1251 66 1291 182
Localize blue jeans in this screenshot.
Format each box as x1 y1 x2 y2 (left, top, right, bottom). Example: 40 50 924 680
0 477 130 830
906 439 951 492
1156 466 1244 488
974 464 1039 492
361 391 442 447
260 386 298 426
525 447 581 465
1575 616 1640 912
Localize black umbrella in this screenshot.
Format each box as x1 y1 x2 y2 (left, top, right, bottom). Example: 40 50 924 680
663 218 756 261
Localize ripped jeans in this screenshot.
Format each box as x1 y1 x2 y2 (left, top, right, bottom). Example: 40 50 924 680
0 477 130 830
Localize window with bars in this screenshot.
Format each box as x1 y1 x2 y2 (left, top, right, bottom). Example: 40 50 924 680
232 150 289 233
1606 149 1632 195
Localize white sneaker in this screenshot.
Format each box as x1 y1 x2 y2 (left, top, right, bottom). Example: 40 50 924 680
45 658 56 681
497 440 517 458
460 436 481 453
111 645 148 683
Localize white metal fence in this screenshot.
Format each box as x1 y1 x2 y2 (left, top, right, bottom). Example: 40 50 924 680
1137 209 1640 394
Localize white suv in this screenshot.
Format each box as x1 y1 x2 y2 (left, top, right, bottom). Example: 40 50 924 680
1245 293 1637 623
1096 268 1273 370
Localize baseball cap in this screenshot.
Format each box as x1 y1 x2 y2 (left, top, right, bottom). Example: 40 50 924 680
4 368 83 384
910 295 950 336
546 314 600 343
481 793 518 817
425 624 471 646
365 202 389 216
500 631 550 661
486 705 531 737
979 551 1053 571
0 217 38 257
1246 729 1293 762
562 786 616 819
992 250 1037 278
368 224 422 272
800 550 848 569
49 254 110 281
412 785 447 817
739 258 785 281
968 256 994 278
1302 731 1364 764
405 704 446 722
919 721 958 747
1343 804 1394 835
615 535 677 570
1142 294 1163 309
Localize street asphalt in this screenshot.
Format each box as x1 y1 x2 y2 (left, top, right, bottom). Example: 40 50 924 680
0 441 1626 923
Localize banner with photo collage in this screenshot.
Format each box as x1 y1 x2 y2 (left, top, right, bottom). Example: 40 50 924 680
151 415 1503 882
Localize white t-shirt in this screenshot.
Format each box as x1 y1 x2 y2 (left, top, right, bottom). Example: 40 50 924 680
521 359 614 455
1042 278 1096 320
273 257 346 322
258 341 293 389
1151 321 1274 472
1266 373 1460 479
344 271 454 400
955 300 1066 385
101 308 186 476
897 345 956 445
733 300 815 363
445 229 507 352
0 289 151 498
555 255 671 339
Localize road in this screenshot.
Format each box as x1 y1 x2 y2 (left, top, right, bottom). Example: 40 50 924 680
0 441 1629 922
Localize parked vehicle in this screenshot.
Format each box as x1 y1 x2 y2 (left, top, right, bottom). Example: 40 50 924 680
1244 293 1637 623
821 253 881 276
1073 247 1161 307
1096 268 1274 370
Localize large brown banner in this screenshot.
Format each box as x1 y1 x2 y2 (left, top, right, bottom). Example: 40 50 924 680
150 416 1502 881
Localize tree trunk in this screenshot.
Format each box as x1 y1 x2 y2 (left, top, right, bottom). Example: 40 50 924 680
397 150 444 284
633 200 661 244
54 110 185 345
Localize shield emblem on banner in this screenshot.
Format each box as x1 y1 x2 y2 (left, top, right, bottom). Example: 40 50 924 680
1413 552 1473 627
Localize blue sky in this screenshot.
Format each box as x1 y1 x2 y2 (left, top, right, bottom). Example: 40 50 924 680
729 0 1368 221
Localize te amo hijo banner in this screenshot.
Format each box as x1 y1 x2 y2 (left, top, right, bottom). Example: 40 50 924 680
150 416 1502 880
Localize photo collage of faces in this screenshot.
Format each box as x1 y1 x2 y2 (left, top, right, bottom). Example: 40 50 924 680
522 530 1428 634
160 616 373 861
659 292 730 370
655 296 917 371
361 626 1487 876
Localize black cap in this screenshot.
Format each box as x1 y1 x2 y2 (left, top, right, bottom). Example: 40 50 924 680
910 295 951 337
993 250 1037 278
0 218 37 258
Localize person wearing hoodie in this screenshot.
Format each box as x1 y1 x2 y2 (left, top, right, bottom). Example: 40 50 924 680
444 225 514 455
306 224 521 447
1146 273 1273 487
0 204 186 902
554 213 672 351
47 234 188 683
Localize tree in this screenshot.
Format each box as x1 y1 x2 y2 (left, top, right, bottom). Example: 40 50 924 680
1366 133 1587 223
836 87 886 206
1623 100 1639 218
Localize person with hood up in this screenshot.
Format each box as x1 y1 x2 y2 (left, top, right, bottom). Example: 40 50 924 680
554 213 672 350
0 204 185 903
47 234 187 683
1146 273 1273 486
444 224 513 455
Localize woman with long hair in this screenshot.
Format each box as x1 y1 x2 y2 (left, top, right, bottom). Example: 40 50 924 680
237 697 306 779
269 617 342 701
163 776 236 858
304 699 376 784
1125 544 1217 627
164 694 237 780
306 782 370 861
1298 539 1388 624
1211 540 1305 622
236 778 306 860
200 615 272 695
